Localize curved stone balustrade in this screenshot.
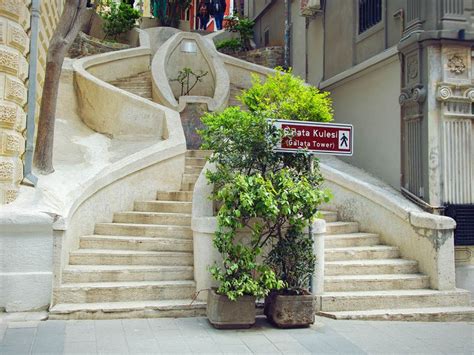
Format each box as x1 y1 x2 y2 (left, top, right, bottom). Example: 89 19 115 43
151 32 230 113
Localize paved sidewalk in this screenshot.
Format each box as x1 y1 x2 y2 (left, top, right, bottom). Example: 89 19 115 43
0 314 472 354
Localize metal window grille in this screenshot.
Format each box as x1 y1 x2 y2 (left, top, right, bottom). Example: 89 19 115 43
445 205 474 246
359 0 382 34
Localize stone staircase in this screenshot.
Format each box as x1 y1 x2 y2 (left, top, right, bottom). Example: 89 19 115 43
108 71 152 100
49 150 211 320
317 211 474 321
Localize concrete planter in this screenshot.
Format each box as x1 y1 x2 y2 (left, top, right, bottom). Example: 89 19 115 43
265 291 315 328
206 288 256 329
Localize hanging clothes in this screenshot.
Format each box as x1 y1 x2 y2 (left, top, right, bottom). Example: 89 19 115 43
152 0 167 19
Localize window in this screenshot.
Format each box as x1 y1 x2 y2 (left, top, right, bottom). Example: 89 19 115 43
358 0 382 34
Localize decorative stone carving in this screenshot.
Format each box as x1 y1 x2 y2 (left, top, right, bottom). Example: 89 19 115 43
5 188 17 203
437 84 474 103
0 160 14 180
437 86 453 101
0 0 20 22
447 54 466 74
4 133 22 155
0 101 17 128
5 75 26 105
8 21 29 55
407 56 418 80
0 46 19 75
399 85 426 106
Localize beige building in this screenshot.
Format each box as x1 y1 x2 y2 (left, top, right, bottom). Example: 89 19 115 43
247 0 474 292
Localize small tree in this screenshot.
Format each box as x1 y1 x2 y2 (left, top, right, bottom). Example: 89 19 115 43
100 1 141 40
34 0 94 174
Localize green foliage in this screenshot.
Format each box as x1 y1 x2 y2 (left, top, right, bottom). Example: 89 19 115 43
215 38 242 52
266 227 316 293
223 14 255 51
239 68 333 122
170 67 208 96
100 1 141 40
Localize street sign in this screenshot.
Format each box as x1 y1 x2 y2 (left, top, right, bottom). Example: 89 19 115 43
272 119 354 156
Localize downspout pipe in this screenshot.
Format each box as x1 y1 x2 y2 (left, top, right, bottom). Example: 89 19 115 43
284 0 291 69
24 0 41 186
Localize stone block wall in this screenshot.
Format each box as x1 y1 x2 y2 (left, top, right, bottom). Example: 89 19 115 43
0 0 31 204
68 32 131 59
0 0 64 204
220 46 284 69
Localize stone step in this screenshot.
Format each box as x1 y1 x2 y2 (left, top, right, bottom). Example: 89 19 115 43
49 299 206 320
69 249 193 266
62 265 194 283
319 289 471 312
134 201 192 213
156 191 193 202
319 211 338 223
185 157 207 167
185 150 212 158
180 182 195 192
317 306 474 322
182 173 200 185
325 246 400 261
79 235 193 252
326 222 359 235
95 223 192 238
325 233 380 248
54 280 196 304
113 211 191 226
324 274 430 292
185 165 204 175
325 259 419 276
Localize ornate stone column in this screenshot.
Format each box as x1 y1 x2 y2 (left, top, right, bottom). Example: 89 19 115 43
0 1 30 204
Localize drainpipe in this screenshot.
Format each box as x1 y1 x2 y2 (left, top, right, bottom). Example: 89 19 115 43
24 0 41 186
284 0 291 69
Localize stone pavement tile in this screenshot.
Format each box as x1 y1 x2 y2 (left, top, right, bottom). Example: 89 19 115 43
122 319 160 354
158 339 192 354
151 328 184 341
65 321 96 343
239 334 282 354
95 320 128 354
0 327 36 354
185 337 222 354
7 321 40 328
64 341 98 354
2 312 48 323
272 339 311 354
0 323 7 342
31 321 66 355
217 343 252 354
290 333 345 354
147 318 179 330
209 332 247 345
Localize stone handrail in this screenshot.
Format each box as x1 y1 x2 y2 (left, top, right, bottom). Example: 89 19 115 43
320 157 456 290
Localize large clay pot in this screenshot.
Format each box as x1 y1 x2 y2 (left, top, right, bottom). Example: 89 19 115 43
206 288 256 329
265 291 315 328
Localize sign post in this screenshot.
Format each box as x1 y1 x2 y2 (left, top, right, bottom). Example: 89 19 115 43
272 119 354 156
271 119 354 294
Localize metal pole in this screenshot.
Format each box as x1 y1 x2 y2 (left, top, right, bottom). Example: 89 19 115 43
23 0 41 186
308 155 314 292
283 0 291 69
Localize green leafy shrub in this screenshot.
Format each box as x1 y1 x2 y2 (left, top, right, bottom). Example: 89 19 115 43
100 1 141 40
240 68 333 122
200 70 333 300
215 38 242 52
223 14 255 51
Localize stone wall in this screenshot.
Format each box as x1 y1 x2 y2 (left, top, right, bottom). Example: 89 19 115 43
220 46 284 69
0 1 31 204
68 32 130 59
0 0 64 204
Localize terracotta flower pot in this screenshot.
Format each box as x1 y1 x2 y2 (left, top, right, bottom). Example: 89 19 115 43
206 288 256 329
265 291 315 328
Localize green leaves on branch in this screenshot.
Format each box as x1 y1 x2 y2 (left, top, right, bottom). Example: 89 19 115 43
240 68 333 122
201 69 333 299
100 1 141 40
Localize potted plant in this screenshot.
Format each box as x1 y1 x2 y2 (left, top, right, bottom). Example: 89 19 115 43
200 69 332 329
265 226 317 328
